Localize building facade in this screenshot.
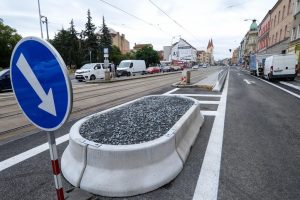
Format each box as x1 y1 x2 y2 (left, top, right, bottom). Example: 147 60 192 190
170 38 197 65
268 0 294 54
288 0 300 63
257 11 271 55
97 27 130 54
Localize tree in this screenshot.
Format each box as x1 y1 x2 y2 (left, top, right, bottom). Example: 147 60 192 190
99 16 112 62
0 19 22 68
51 19 83 69
110 45 123 65
135 46 160 67
83 9 98 63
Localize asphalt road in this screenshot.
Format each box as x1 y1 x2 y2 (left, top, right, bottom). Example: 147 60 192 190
218 67 300 200
1 66 300 199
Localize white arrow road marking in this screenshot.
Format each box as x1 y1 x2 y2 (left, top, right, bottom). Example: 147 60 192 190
16 53 57 116
243 79 255 85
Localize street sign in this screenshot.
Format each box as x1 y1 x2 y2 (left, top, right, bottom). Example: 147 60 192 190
10 36 72 131
104 48 108 54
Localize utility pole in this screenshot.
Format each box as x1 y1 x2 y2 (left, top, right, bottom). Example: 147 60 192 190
37 0 43 39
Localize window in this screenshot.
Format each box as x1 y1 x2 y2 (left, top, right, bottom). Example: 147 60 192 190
280 29 282 41
284 25 288 38
288 0 291 14
272 35 274 44
278 11 281 24
292 27 296 40
283 6 285 19
275 32 278 43
274 15 276 27
297 25 300 39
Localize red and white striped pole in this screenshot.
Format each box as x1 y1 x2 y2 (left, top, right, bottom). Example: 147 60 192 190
47 132 64 200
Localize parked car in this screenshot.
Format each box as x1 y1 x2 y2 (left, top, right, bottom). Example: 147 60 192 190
264 54 297 81
146 67 160 74
161 66 173 72
192 65 199 69
117 60 146 76
0 69 12 92
75 63 108 81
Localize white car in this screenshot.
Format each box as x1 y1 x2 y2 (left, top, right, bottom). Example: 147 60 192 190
192 65 199 69
75 63 107 81
117 60 146 76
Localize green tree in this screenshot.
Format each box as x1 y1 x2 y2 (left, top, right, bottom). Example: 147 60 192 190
0 19 22 68
83 9 98 63
99 16 112 62
135 46 160 67
110 45 123 65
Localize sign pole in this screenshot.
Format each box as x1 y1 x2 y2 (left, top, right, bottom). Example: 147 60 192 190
47 131 65 200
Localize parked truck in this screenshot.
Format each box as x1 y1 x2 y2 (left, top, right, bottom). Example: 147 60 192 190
264 54 297 81
117 60 146 76
249 54 264 77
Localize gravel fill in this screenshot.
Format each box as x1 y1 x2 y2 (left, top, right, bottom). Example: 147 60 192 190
79 96 194 145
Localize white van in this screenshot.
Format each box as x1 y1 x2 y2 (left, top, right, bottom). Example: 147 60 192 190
75 63 108 81
264 54 297 81
117 60 146 76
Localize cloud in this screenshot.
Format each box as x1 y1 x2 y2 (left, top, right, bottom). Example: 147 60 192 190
1 0 278 59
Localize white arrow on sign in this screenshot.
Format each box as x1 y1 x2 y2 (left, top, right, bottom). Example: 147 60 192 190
16 53 57 116
243 79 255 85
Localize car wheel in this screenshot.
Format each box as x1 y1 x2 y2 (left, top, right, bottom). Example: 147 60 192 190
78 80 83 82
90 75 96 80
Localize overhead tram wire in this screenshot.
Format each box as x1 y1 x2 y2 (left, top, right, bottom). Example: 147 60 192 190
148 0 202 45
97 0 170 35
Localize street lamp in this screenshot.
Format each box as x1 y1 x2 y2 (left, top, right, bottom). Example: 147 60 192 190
41 16 49 40
37 0 43 38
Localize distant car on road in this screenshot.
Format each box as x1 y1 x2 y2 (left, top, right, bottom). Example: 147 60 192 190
0 69 12 92
192 65 199 69
146 67 160 74
161 66 173 72
75 63 108 81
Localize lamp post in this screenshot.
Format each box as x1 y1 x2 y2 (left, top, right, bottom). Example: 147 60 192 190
37 0 43 38
41 16 49 40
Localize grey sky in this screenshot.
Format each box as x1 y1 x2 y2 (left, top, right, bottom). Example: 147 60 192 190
1 0 278 59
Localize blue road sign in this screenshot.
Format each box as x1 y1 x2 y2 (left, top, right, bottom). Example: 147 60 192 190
10 37 72 131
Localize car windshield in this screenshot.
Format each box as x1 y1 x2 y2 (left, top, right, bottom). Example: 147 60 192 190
0 69 9 76
80 64 94 69
118 62 130 68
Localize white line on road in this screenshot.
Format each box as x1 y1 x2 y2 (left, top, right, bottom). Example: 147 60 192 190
279 81 300 91
193 71 229 200
198 101 220 104
168 94 222 97
201 111 218 116
255 78 300 99
163 88 179 94
0 134 69 172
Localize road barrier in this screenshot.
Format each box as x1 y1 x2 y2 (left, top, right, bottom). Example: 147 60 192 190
61 95 204 197
212 68 229 92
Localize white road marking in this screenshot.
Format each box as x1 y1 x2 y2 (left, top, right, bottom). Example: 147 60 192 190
243 79 255 85
168 94 221 97
193 71 229 200
201 111 218 116
163 88 179 94
0 134 69 172
255 77 300 99
198 101 220 105
279 81 300 91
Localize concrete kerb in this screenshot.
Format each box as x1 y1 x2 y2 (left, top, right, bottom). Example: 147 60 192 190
61 95 204 197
